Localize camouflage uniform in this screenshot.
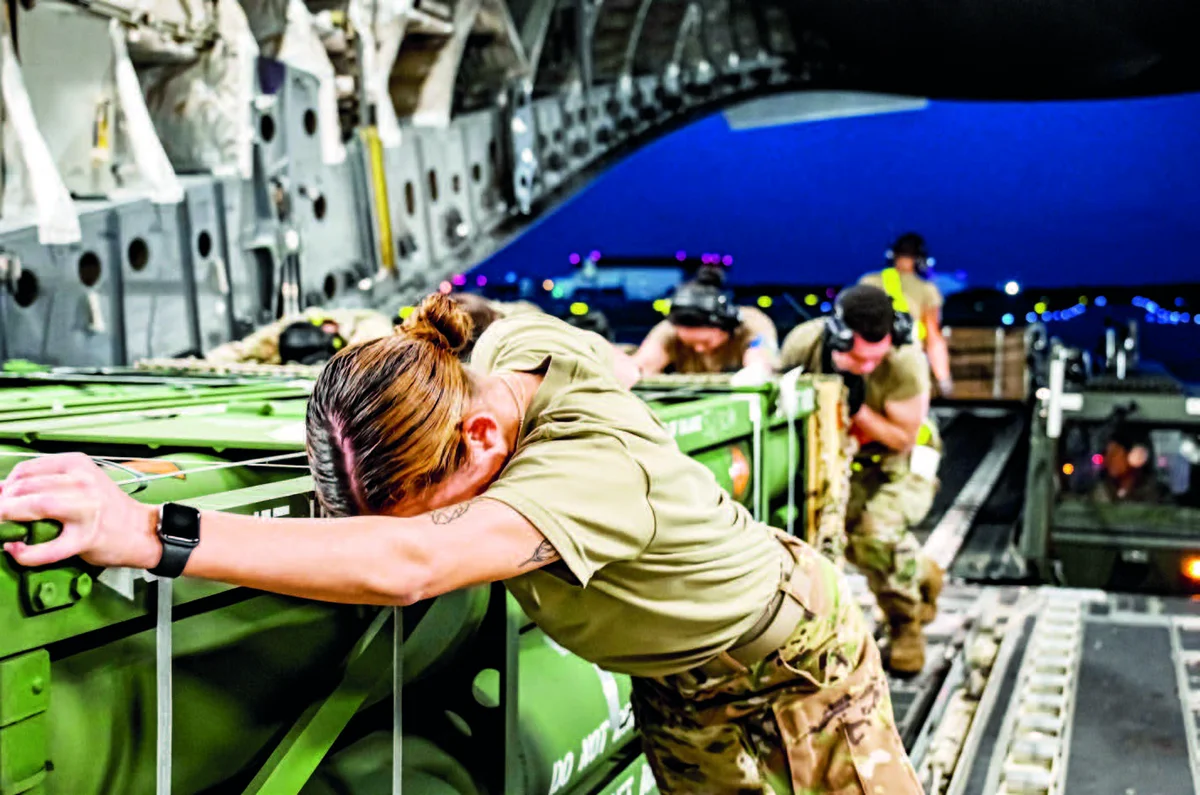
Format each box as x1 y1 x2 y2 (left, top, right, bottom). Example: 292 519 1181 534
206 308 395 364
845 457 937 621
630 531 924 794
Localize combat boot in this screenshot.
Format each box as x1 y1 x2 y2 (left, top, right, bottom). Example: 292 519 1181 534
920 562 944 625
887 618 926 678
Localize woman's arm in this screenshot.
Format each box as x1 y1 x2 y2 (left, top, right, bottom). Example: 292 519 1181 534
183 498 557 605
0 453 559 606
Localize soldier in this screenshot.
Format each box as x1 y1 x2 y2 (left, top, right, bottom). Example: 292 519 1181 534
859 232 954 397
781 284 944 676
1092 424 1169 503
206 307 395 365
3 294 922 794
633 266 779 384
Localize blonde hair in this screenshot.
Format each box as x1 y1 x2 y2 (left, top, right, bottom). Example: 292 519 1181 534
306 293 475 515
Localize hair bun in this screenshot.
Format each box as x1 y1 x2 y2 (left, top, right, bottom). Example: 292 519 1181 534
694 265 726 288
404 293 473 354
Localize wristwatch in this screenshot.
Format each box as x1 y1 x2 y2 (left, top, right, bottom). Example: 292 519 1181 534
148 503 201 578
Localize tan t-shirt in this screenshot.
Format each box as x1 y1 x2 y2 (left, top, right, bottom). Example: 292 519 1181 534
859 269 943 343
472 313 786 677
780 319 940 467
644 306 779 374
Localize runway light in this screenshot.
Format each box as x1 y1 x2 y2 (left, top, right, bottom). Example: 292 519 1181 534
452 274 467 286
569 253 581 265
722 255 733 266
757 295 773 309
1177 297 1186 307
589 250 601 261
1184 314 1192 323
1195 315 1200 325
542 279 554 291
1026 312 1037 323
820 301 832 312
1095 295 1107 307
1062 463 1075 475
805 294 818 306
1004 281 1020 296
826 288 836 299
1092 454 1104 466
1078 296 1088 305
1041 312 1051 321
439 281 452 294
1034 301 1047 314
505 271 517 283
1184 556 1200 583
570 302 589 316
398 306 415 319
1002 313 1014 325
551 286 565 299
675 250 687 261
476 275 487 287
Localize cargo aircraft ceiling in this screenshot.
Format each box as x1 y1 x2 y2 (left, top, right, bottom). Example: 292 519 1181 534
2 0 1196 364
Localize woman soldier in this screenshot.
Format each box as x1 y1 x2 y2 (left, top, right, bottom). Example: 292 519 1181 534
0 295 922 794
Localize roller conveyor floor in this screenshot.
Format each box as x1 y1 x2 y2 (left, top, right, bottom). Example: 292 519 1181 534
857 405 1200 794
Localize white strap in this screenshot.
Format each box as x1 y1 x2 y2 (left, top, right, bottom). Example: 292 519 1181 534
110 21 184 204
392 606 403 795
156 576 173 795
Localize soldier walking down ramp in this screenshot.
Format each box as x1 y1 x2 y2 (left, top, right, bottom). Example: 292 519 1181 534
781 285 943 676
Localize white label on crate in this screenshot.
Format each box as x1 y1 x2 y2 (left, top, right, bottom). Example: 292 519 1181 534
1186 398 1200 416
663 414 703 438
1060 393 1084 412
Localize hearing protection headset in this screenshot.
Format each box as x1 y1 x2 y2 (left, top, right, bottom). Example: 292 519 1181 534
823 296 915 353
279 316 347 365
667 268 742 332
886 232 934 278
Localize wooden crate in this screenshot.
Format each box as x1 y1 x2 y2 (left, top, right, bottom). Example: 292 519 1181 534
944 326 1028 400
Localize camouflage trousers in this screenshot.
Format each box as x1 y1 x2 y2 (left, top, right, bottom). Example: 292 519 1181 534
630 532 924 794
843 465 938 623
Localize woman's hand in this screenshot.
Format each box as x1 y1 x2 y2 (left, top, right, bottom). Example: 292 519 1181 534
0 452 160 570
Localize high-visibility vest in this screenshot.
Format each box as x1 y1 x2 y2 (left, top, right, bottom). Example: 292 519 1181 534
880 267 927 342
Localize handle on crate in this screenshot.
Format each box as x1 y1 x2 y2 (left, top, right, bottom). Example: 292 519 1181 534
0 520 64 545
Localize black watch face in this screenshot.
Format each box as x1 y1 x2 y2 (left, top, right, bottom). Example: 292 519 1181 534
161 504 201 545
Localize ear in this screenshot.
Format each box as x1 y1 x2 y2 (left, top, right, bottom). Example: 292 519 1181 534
462 411 504 455
1128 445 1150 469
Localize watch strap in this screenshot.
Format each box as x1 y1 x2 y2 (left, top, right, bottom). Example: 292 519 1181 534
148 503 200 579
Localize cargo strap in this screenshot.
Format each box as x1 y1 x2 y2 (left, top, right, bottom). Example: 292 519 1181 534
592 664 626 739
156 577 173 795
881 268 926 341
392 606 403 795
695 532 810 677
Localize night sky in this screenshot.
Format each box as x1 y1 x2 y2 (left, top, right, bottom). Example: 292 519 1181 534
480 91 1200 291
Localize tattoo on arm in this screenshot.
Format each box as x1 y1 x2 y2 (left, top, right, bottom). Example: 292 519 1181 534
521 538 561 568
429 500 475 525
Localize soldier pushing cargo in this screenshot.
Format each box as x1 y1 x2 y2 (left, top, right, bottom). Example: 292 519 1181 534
2 293 923 794
781 284 944 676
633 265 780 385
